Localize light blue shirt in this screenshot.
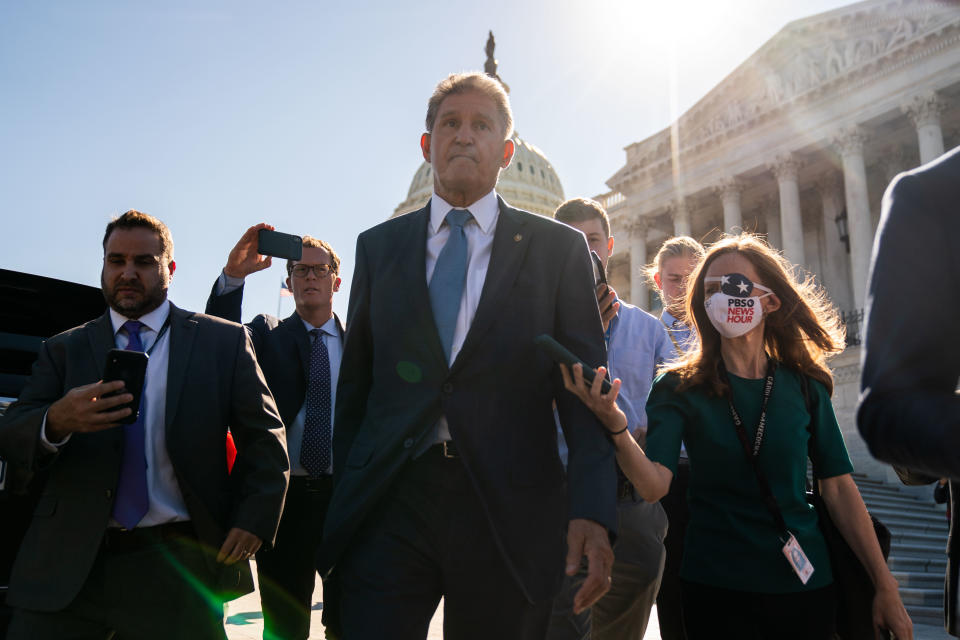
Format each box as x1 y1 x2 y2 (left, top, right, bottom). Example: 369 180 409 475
216 271 343 474
558 300 672 464
607 301 674 436
660 309 696 357
287 315 341 476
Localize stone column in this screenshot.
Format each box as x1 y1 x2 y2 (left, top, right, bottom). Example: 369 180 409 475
715 177 743 233
628 220 649 310
878 146 908 187
769 154 805 267
669 200 691 237
902 92 945 165
815 173 854 313
833 126 873 311
762 196 781 248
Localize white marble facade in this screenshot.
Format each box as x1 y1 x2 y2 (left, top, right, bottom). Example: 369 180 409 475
598 0 960 479
599 0 960 321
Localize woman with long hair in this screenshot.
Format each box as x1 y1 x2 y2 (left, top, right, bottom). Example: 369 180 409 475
562 234 912 639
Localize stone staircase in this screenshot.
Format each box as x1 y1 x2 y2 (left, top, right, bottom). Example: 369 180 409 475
854 472 949 626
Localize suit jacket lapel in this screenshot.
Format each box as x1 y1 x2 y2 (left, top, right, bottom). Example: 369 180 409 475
86 311 116 377
451 199 529 374
404 203 449 368
165 303 198 430
281 311 311 381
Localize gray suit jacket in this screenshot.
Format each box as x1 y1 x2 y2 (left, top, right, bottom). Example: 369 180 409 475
0 304 289 611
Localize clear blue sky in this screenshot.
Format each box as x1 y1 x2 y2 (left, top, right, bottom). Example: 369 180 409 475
1 0 852 321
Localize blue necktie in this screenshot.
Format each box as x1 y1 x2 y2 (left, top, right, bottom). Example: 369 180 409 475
429 209 472 360
112 320 149 529
301 328 332 478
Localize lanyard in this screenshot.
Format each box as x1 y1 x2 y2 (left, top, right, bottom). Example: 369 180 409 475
721 357 776 458
660 317 683 353
719 356 790 536
146 317 170 356
127 316 170 357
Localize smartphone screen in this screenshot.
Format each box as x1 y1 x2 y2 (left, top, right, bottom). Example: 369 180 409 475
258 229 303 260
591 251 608 286
102 349 148 424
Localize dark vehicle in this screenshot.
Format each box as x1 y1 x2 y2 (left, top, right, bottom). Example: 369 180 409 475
0 269 105 637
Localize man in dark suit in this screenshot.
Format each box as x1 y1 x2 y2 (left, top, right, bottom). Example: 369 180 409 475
0 210 289 640
319 72 618 639
206 228 344 640
858 144 960 636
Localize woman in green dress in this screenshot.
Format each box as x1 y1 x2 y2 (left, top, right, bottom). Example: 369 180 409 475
561 234 912 640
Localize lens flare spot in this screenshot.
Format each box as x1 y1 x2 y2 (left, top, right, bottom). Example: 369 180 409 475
396 361 422 383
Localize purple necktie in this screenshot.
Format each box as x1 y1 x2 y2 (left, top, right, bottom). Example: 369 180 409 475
111 320 149 529
301 328 331 478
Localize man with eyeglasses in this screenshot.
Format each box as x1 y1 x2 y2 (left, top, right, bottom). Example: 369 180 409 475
206 223 344 640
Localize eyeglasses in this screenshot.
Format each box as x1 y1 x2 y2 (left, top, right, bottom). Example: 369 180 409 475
289 264 335 278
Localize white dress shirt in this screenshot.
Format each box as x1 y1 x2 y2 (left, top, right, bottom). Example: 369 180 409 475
106 300 189 526
426 188 499 443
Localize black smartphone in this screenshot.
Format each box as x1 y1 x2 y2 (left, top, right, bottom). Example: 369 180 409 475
258 229 303 260
591 251 608 287
102 348 148 424
590 250 616 317
534 334 612 394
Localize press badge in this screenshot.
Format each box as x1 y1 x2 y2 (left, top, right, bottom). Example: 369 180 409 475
782 533 814 584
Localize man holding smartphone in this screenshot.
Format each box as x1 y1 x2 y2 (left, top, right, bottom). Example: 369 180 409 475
206 224 344 640
0 210 288 640
550 198 674 640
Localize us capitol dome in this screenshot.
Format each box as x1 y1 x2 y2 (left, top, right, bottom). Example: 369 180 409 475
392 33 565 218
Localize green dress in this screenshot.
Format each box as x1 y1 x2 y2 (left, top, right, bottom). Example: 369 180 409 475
644 364 853 593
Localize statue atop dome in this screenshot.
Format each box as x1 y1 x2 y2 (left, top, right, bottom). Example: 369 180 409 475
484 31 510 94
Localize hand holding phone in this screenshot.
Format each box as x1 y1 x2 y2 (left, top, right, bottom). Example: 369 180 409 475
590 252 619 330
101 349 148 424
258 229 302 260
43 380 133 442
534 335 612 394
225 223 275 279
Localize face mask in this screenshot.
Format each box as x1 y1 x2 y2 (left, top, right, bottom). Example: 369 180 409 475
703 273 773 338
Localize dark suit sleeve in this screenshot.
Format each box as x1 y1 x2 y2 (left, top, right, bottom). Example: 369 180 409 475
225 325 289 544
0 339 67 470
205 277 244 323
857 168 960 478
332 235 374 485
553 235 618 535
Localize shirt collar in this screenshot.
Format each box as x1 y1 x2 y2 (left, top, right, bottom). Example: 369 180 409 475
660 308 681 328
109 299 171 336
429 189 499 236
301 314 338 337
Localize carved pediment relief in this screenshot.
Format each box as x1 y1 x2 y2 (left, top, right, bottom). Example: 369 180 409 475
672 0 959 154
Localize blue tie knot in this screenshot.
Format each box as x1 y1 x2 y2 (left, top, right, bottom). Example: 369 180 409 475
446 209 472 229
122 320 144 336
122 320 145 352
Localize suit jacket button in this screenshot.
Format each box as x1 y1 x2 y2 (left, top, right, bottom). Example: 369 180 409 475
403 438 414 448
442 382 453 394
105 489 113 499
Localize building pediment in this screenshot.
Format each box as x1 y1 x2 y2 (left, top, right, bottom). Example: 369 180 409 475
610 0 960 190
